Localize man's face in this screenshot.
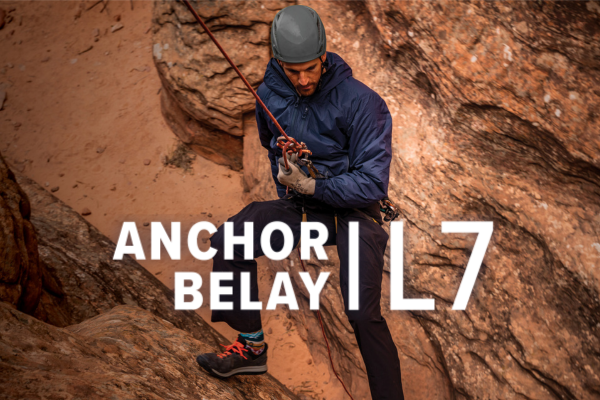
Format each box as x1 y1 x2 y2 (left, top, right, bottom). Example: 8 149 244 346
279 55 326 97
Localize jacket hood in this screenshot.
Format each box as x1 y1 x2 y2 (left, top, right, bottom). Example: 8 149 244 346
263 52 352 100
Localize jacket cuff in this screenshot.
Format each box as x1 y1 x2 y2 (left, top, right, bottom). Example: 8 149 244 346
313 178 327 202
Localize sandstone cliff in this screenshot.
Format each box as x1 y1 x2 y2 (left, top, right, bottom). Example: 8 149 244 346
153 1 600 399
0 153 298 400
0 154 41 315
152 0 293 170
0 303 296 400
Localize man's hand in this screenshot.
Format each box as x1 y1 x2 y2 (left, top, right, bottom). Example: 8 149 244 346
277 153 316 195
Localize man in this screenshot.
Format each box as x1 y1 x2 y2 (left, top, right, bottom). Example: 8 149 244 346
196 5 404 399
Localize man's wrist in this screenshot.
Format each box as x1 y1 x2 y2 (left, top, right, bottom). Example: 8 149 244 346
293 177 316 195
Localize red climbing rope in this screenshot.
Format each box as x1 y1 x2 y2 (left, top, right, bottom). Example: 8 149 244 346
180 0 310 170
297 248 355 400
180 1 355 397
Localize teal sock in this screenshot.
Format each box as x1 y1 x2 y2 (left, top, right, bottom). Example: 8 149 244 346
240 329 265 355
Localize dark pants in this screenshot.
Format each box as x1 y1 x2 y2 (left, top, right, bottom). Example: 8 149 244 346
210 195 404 400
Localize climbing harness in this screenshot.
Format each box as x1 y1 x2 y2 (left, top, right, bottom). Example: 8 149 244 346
180 1 354 397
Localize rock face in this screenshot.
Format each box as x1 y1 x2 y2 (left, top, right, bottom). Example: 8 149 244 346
158 1 600 399
0 154 41 315
152 0 292 170
0 303 296 400
9 171 209 335
0 158 298 400
17 171 224 335
243 112 278 203
363 2 600 400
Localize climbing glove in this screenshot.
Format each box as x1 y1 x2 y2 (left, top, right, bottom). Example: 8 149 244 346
277 153 316 195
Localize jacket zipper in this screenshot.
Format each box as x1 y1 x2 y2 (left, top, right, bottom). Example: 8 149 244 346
290 97 300 140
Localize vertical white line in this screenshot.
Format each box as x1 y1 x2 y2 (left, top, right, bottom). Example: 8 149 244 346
349 221 359 310
390 220 403 308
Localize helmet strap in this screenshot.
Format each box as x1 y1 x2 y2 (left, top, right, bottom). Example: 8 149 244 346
316 55 327 92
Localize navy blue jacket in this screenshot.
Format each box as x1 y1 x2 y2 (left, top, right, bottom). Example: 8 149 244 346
255 52 392 209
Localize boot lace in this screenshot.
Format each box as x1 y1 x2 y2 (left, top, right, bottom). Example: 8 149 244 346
217 340 248 360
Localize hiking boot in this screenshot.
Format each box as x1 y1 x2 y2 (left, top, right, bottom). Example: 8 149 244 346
196 335 268 378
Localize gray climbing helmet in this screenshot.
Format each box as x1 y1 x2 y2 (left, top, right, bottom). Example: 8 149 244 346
271 5 326 64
